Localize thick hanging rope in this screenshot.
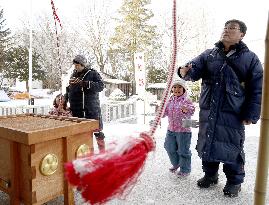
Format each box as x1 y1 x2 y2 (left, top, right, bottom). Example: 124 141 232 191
51 0 62 28
50 0 62 79
64 0 178 204
148 1 177 137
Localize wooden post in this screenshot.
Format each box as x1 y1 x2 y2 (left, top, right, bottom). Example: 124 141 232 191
63 137 75 205
10 142 20 205
254 13 269 205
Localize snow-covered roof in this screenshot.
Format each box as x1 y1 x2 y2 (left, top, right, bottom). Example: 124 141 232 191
147 83 167 89
103 78 131 84
108 88 126 101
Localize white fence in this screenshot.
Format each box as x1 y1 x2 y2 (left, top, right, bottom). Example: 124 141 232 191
0 105 50 116
0 101 137 123
101 100 137 123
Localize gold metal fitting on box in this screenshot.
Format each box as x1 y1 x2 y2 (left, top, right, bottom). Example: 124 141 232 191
76 144 90 157
40 154 58 176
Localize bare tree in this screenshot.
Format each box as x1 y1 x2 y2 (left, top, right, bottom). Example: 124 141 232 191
32 13 77 89
70 0 113 73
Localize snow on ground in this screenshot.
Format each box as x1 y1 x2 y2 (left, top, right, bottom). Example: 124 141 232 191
0 98 268 205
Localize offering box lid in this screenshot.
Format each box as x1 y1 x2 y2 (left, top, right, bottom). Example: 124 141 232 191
0 114 98 145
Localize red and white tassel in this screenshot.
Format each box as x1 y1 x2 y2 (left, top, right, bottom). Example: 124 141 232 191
65 133 155 204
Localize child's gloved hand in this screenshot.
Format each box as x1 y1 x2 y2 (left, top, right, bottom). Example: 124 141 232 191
191 120 199 128
182 119 199 128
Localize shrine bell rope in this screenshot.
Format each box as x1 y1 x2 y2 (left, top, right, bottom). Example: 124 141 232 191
64 0 178 204
149 0 177 137
50 0 62 73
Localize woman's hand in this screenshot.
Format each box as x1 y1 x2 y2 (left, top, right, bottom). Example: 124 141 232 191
69 77 82 84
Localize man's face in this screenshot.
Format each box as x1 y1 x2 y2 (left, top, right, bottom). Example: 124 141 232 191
220 22 244 45
74 63 84 72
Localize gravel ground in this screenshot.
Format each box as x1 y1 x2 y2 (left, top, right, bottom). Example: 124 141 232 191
0 114 268 205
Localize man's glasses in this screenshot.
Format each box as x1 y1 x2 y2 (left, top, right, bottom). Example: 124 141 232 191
224 27 241 31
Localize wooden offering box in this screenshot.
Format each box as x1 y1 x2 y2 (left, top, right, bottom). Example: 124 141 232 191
0 114 98 205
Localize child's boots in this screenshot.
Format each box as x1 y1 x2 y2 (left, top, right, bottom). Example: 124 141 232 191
94 132 105 152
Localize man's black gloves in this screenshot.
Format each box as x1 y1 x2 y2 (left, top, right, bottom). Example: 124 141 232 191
69 78 90 88
79 80 89 88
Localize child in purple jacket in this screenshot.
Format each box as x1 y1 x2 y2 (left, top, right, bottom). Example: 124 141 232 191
49 94 72 117
163 78 195 177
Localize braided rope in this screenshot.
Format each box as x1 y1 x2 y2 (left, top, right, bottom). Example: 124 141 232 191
149 0 177 137
50 0 62 78
51 0 62 28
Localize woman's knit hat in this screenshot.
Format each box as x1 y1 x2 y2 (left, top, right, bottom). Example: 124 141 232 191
73 55 87 66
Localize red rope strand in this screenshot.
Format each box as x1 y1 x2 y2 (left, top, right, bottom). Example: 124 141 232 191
50 0 62 79
149 0 177 137
50 0 62 29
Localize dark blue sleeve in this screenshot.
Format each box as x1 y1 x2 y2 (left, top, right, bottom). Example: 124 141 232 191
241 53 263 123
88 70 105 92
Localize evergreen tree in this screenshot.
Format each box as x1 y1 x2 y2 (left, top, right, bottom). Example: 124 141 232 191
109 0 157 82
4 46 45 91
147 65 167 83
0 8 11 77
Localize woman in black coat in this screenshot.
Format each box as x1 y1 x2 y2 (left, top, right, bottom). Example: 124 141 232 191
66 55 105 151
178 19 263 197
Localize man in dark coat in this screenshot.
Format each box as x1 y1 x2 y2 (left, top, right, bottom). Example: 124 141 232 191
66 55 106 151
178 19 263 197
